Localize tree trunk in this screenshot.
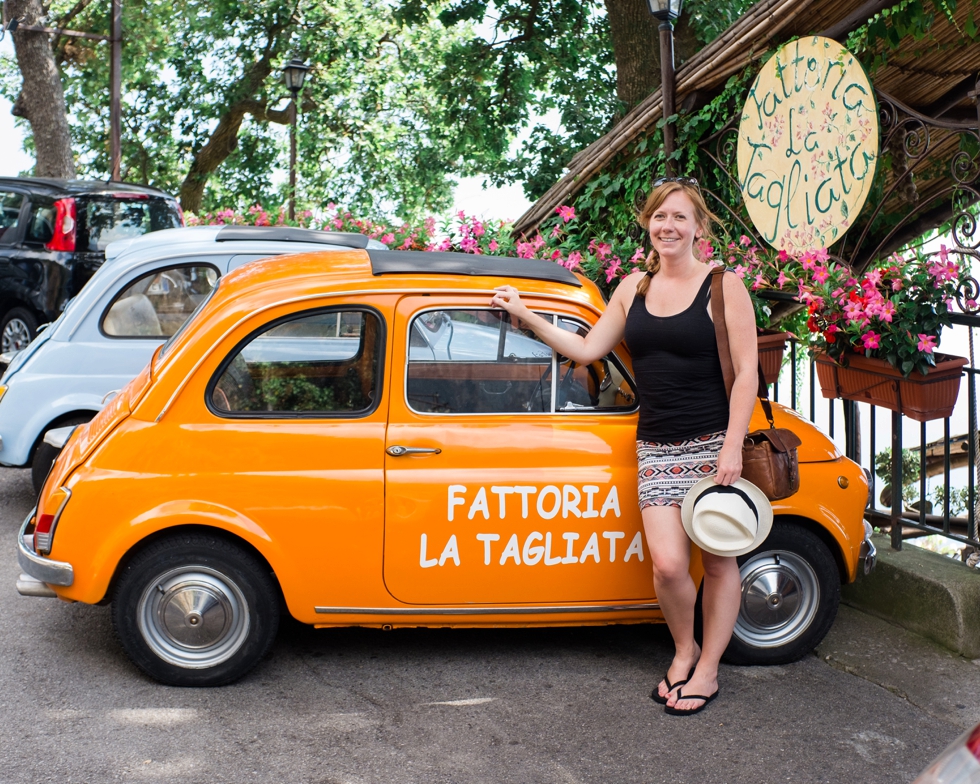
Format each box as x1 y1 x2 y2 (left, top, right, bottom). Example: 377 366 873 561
178 97 291 214
605 0 707 114
8 0 76 178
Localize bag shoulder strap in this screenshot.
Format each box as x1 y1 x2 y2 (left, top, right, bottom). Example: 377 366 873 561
708 268 775 428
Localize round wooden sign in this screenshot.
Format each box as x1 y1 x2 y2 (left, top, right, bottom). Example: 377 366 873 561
736 36 879 253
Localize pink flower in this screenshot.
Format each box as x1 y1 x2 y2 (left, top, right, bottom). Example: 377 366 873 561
776 270 788 287
472 221 485 237
696 238 715 259
605 257 622 283
878 300 896 322
551 224 562 238
516 241 536 259
488 240 499 252
917 334 937 353
844 299 866 322
733 264 747 279
629 247 645 263
739 235 752 246
556 205 576 223
568 251 583 267
381 233 395 245
861 331 880 350
814 248 829 263
928 260 959 283
813 267 829 284
799 250 818 271
891 278 903 291
752 273 766 290
863 269 882 287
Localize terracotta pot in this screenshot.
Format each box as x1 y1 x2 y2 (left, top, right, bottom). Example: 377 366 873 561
757 330 789 387
814 352 968 422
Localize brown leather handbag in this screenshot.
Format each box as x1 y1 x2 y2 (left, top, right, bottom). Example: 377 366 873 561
709 268 801 501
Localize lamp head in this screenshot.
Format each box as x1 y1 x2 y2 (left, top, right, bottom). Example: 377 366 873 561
282 58 310 93
647 0 683 22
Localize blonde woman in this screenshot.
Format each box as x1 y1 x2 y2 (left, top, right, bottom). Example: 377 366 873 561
489 179 758 715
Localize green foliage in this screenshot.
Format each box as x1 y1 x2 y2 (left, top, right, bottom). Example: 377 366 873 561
875 447 921 499
0 0 482 220
932 484 974 516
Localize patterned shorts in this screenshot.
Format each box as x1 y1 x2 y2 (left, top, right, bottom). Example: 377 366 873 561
636 430 727 510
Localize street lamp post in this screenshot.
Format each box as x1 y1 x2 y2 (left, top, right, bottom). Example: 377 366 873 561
647 0 683 176
282 57 310 222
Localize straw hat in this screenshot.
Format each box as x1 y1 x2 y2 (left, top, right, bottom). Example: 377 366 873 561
680 477 773 557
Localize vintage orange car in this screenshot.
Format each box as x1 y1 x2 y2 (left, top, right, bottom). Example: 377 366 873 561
17 249 874 686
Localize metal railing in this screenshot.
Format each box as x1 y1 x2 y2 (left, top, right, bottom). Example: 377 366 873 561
769 317 980 552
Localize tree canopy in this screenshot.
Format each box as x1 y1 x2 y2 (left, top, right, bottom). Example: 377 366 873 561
2 0 753 218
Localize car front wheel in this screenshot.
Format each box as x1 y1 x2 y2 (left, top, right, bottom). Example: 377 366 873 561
111 532 280 686
723 522 840 666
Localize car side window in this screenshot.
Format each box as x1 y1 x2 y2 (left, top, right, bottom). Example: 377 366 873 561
0 191 23 243
26 199 55 244
554 318 637 412
102 265 219 338
406 309 637 415
209 308 383 417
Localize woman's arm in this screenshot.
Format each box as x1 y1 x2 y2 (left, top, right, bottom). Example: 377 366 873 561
715 271 760 486
489 273 641 364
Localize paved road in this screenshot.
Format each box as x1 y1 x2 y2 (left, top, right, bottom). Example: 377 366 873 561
0 468 964 784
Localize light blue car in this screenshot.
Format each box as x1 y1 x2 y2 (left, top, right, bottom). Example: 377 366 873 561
0 225 384 491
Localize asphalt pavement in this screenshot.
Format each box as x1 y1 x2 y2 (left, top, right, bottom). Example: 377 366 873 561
0 467 969 784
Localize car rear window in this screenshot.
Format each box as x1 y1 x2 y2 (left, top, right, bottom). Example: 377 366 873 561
77 197 181 252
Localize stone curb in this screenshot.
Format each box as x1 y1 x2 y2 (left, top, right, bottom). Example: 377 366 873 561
842 533 980 657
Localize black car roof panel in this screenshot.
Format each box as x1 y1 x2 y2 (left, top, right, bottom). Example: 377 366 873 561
368 250 582 287
0 177 175 199
215 226 370 248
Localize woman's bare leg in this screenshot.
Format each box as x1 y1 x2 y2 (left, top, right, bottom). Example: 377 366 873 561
641 505 701 701
667 550 741 710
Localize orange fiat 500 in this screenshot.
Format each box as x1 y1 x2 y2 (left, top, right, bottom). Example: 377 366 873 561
17 250 874 686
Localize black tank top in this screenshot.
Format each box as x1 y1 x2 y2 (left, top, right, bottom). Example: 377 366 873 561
624 272 730 442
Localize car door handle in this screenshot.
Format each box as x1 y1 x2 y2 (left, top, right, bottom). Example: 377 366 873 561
386 445 442 457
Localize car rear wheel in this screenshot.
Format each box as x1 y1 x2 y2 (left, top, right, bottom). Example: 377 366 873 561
723 523 840 666
31 415 94 494
1 307 38 353
111 533 280 686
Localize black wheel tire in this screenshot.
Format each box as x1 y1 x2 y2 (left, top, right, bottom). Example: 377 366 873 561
1 307 39 354
723 523 840 666
111 532 280 686
31 415 94 494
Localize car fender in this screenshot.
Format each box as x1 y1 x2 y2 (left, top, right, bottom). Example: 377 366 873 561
55 499 292 610
0 388 103 465
770 458 870 582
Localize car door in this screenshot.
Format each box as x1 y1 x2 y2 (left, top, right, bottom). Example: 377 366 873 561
383 294 652 606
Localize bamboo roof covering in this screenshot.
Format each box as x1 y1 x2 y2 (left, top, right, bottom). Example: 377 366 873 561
513 0 980 239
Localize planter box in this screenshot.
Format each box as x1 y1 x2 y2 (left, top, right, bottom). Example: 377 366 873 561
814 352 968 422
757 330 789 387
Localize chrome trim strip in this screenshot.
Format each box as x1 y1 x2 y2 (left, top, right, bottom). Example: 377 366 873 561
314 602 660 616
17 508 73 587
43 425 78 449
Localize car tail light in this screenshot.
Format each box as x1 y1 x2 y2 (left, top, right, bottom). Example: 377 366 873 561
34 486 71 555
46 198 77 252
967 725 980 759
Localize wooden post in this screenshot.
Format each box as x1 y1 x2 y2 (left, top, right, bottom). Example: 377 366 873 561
109 0 121 181
658 19 675 176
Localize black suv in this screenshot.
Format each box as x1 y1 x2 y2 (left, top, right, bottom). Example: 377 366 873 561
0 178 183 353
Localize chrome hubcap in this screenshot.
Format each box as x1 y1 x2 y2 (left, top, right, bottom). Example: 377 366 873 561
733 551 820 649
138 567 250 669
1 318 32 353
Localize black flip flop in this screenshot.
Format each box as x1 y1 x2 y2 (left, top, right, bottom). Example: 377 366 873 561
663 687 719 716
650 666 695 705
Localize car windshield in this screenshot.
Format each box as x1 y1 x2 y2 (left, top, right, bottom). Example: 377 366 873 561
78 197 182 252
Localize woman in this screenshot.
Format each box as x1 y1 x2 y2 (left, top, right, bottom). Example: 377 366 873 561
489 180 758 715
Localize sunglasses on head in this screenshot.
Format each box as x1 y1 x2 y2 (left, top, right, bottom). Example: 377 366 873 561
652 176 700 192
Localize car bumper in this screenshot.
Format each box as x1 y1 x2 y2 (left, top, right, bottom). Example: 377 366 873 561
16 507 74 594
859 520 877 575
